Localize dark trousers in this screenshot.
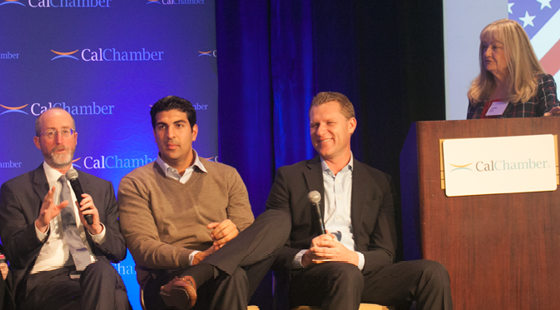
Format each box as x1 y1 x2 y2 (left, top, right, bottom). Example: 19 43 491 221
288 260 453 310
144 209 291 310
0 273 15 310
20 261 130 310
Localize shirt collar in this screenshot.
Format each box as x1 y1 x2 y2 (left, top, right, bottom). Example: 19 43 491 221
155 149 207 177
320 153 354 175
42 161 70 184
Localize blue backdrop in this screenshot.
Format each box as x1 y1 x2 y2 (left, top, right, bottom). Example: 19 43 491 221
2 0 450 309
216 2 446 308
1 1 217 308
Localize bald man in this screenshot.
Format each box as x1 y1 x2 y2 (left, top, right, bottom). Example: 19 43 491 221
0 108 129 310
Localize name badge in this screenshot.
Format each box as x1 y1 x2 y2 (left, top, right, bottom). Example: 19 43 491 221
485 101 508 116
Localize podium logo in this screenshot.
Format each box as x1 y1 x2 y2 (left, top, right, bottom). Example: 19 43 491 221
198 50 216 57
0 104 29 115
450 159 551 173
147 0 205 5
0 0 25 6
449 163 473 172
51 49 80 61
475 159 550 172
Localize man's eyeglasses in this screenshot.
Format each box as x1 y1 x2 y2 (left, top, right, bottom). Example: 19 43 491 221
39 128 75 139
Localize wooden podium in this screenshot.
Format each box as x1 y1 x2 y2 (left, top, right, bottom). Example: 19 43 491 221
400 117 560 310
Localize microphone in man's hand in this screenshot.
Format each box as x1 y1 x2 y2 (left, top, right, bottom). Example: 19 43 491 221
66 168 93 225
308 190 326 235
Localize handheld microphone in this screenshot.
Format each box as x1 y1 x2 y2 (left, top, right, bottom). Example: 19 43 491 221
66 168 93 225
308 190 326 235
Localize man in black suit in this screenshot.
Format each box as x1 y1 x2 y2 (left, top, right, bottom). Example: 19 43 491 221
0 108 129 310
267 92 453 310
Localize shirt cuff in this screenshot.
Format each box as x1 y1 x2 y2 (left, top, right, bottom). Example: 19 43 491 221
89 223 106 244
189 251 200 266
35 223 49 242
357 251 365 271
291 249 307 270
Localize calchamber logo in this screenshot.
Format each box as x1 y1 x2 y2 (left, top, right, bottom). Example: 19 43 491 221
1 0 111 7
1 51 20 59
0 104 29 115
0 0 25 6
51 48 164 62
0 160 22 168
198 50 216 57
449 158 551 173
148 102 208 111
77 154 216 169
147 0 204 5
1 101 115 117
82 155 156 169
51 50 79 60
449 163 473 172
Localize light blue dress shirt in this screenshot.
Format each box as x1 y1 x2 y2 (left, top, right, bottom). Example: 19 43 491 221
292 154 365 270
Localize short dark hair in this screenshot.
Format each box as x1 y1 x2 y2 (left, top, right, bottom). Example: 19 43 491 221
310 92 355 119
150 96 197 129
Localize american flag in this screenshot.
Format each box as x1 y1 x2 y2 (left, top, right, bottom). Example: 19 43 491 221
509 1 560 80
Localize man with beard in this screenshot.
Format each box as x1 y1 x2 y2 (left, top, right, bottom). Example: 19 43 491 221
0 108 130 310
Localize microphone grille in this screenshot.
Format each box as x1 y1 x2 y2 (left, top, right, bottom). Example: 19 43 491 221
66 168 79 181
308 190 321 204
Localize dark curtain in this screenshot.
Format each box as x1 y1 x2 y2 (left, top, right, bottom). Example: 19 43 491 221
216 0 445 308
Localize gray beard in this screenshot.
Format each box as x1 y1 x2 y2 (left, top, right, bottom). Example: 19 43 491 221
46 147 74 169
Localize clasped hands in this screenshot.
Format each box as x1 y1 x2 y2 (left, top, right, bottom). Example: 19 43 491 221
0 263 8 280
36 186 103 235
301 230 359 267
192 219 238 265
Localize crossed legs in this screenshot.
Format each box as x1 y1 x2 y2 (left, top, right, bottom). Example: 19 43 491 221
145 209 291 310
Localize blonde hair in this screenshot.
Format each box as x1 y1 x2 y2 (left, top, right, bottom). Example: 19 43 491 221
467 19 544 105
310 92 355 120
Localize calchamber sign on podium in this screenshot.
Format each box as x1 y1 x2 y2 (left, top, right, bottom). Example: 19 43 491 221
441 134 558 197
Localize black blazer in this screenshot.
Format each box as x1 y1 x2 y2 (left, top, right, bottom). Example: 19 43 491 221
0 165 126 301
267 156 398 274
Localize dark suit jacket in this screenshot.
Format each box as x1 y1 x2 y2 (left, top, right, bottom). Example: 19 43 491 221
0 164 126 303
267 156 398 274
0 244 15 310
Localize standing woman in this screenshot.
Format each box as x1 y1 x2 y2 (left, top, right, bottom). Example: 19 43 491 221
467 19 560 119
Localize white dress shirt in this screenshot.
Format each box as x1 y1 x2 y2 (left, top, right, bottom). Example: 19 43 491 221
32 162 105 274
